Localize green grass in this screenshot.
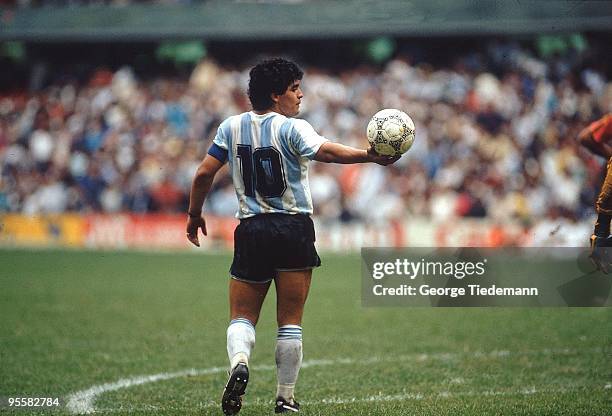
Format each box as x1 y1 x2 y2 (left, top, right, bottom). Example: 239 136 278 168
1 249 611 415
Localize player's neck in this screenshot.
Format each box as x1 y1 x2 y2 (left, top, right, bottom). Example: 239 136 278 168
253 104 281 116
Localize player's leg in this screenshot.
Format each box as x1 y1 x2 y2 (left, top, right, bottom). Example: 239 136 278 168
591 157 612 273
222 215 274 415
275 269 312 325
227 278 271 368
594 158 612 236
226 215 275 368
222 279 272 416
273 269 312 413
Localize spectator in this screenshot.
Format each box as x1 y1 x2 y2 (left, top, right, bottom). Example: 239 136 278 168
0 40 609 237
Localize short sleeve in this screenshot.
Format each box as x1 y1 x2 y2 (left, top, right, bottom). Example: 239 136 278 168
288 119 329 160
213 119 230 150
590 114 612 143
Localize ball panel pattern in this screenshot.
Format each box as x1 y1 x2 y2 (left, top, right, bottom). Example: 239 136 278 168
366 109 415 156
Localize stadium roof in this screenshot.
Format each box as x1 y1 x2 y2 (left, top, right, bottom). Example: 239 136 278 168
1 0 611 41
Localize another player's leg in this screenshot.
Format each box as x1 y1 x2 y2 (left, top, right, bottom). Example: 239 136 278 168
222 279 271 415
273 269 312 413
591 158 612 273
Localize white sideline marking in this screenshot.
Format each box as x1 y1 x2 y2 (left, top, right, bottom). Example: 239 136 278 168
93 387 595 413
65 347 604 414
66 366 224 414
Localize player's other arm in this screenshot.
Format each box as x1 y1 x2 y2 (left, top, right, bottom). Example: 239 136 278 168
186 153 225 247
578 127 612 159
314 142 399 166
578 115 612 159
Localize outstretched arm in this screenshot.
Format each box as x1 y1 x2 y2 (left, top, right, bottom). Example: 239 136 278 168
186 154 226 247
314 142 400 166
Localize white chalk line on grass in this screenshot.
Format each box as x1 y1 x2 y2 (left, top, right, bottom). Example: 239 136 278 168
92 386 610 413
65 347 606 414
65 366 224 415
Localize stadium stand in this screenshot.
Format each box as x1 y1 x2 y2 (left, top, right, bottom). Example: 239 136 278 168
0 1 610 248
1 40 609 225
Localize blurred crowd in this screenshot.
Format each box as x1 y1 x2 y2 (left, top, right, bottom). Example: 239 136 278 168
0 41 610 240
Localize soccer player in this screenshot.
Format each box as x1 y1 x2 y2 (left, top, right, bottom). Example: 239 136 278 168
186 58 400 414
578 113 612 272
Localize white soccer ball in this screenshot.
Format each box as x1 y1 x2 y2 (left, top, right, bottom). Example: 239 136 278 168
366 109 415 156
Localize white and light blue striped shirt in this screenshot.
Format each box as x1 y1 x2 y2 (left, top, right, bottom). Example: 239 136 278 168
208 111 328 219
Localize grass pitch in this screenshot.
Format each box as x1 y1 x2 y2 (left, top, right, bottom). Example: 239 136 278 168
1 249 611 415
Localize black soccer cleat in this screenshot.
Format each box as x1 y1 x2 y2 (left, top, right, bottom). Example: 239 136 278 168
589 234 612 274
221 363 249 415
275 397 300 413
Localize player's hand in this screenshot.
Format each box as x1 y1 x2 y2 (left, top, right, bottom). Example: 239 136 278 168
186 214 207 247
367 147 401 166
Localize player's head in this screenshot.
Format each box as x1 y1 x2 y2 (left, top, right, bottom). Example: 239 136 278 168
248 58 304 116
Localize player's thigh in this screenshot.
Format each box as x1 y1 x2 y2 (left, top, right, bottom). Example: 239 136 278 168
231 218 276 284
229 278 271 325
274 269 312 326
597 157 612 213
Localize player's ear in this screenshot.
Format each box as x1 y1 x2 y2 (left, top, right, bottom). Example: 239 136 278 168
270 92 280 104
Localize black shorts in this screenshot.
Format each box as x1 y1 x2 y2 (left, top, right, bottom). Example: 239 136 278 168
230 213 321 283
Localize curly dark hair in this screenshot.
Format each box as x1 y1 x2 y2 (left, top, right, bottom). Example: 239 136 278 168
248 58 303 112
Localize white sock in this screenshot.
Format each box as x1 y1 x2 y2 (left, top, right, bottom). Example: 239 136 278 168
275 325 303 401
227 318 255 370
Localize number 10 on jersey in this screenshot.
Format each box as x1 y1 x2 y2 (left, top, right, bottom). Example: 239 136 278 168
236 145 287 198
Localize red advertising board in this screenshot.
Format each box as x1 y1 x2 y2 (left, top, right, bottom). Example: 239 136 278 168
1 213 530 251
84 214 238 249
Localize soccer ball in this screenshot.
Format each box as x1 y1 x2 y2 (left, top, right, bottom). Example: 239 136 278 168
366 109 415 156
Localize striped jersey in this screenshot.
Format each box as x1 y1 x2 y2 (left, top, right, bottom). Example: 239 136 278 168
207 111 328 219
